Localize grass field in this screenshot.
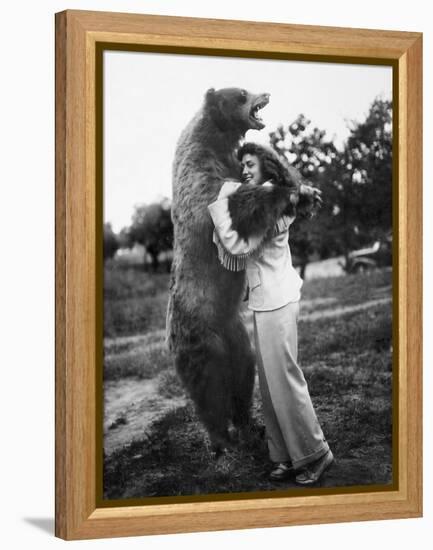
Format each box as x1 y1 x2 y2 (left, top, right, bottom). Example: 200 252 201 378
103 263 393 499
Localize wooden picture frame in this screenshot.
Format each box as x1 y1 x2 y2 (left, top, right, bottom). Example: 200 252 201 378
55 9 422 540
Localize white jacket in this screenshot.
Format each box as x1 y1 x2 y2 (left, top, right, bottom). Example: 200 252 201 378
208 181 303 311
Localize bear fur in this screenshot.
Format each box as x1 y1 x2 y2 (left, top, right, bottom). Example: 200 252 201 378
167 88 297 454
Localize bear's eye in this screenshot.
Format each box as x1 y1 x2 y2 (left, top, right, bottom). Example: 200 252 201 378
239 89 248 104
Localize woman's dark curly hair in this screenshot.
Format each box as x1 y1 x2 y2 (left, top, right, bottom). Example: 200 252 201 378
237 142 301 190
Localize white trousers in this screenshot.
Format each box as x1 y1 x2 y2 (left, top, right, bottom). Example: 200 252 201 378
253 301 329 469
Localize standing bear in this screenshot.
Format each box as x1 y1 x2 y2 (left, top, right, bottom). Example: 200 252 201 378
167 87 303 455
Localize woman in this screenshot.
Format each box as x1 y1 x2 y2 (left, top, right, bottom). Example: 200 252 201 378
208 142 334 485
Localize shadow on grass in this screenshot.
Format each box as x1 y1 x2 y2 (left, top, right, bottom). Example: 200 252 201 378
104 404 271 499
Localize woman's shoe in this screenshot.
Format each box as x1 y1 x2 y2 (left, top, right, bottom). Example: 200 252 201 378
295 450 334 485
269 462 294 481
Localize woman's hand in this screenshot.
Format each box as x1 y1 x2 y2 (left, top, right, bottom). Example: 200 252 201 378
217 180 242 199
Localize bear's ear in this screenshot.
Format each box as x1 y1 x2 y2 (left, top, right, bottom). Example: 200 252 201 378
204 88 230 130
205 88 216 104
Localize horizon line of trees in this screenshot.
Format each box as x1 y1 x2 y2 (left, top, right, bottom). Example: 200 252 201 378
104 96 392 277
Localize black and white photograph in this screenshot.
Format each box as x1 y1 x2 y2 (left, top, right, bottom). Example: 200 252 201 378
102 50 393 500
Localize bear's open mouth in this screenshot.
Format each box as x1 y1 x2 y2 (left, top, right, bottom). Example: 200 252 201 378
249 95 269 129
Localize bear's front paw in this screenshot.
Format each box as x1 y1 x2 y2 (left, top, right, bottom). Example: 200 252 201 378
298 184 323 218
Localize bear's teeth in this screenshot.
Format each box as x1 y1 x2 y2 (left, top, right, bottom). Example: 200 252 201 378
252 106 263 121
253 110 262 121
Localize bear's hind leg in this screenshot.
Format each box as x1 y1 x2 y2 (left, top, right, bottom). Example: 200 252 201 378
229 320 256 439
175 330 234 457
196 379 234 457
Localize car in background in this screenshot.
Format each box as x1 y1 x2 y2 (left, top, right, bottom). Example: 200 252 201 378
343 237 392 274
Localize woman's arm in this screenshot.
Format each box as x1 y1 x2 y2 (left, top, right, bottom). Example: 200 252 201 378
208 181 265 256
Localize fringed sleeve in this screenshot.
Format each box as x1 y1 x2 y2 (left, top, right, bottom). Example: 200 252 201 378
208 180 296 272
211 228 266 271
211 215 293 272
208 197 265 272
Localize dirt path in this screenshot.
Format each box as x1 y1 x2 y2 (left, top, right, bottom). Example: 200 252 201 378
104 376 186 456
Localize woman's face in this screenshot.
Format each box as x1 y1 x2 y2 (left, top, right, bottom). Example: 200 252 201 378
240 154 263 185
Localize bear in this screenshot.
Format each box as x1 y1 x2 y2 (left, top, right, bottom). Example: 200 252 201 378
166 87 303 455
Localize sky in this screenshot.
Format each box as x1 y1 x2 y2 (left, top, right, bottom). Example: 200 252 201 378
104 51 392 232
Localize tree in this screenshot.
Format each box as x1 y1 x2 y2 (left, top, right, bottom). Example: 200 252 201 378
270 114 339 181
129 198 173 271
269 115 340 277
344 98 393 235
268 99 393 274
117 226 134 250
320 98 393 263
103 223 119 261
